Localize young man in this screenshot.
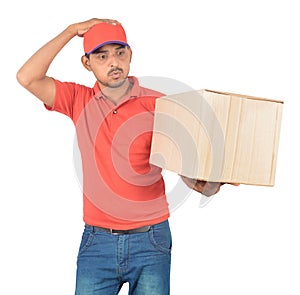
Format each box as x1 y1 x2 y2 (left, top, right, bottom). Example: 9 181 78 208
17 18 224 295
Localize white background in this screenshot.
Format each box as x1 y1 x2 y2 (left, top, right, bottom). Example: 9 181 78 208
1 0 300 294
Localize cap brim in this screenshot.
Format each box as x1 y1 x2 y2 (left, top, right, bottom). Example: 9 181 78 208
86 41 130 55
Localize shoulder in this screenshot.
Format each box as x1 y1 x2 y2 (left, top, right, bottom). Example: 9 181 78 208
139 86 165 99
54 79 94 96
129 76 165 99
50 79 96 121
130 77 165 110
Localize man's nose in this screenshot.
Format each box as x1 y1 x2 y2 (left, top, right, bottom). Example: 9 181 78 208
109 53 119 67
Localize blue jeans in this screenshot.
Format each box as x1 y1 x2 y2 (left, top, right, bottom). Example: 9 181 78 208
75 220 172 295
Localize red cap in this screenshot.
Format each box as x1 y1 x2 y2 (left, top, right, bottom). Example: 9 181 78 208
83 22 129 54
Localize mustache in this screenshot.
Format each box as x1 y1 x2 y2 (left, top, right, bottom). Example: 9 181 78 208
108 67 123 76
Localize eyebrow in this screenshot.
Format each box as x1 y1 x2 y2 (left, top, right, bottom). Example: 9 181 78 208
93 45 126 54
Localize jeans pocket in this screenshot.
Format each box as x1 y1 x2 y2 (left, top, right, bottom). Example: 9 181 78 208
78 231 94 256
148 221 172 254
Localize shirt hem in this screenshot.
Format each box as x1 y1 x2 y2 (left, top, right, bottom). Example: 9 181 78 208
83 213 170 230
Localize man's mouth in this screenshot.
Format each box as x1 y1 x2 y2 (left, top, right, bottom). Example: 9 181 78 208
108 68 123 78
110 71 121 78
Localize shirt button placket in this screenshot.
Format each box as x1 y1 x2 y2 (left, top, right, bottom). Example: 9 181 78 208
113 109 118 115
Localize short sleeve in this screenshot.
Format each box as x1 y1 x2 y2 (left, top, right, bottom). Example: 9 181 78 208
44 79 78 119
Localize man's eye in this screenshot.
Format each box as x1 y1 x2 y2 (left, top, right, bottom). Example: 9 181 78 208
98 54 107 60
117 50 126 56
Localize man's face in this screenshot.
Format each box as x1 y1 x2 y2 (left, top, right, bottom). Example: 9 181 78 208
82 43 132 89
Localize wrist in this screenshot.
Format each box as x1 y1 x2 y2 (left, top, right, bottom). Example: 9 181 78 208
65 24 79 38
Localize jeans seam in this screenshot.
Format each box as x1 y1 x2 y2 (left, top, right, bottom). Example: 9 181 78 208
78 232 94 256
148 229 172 254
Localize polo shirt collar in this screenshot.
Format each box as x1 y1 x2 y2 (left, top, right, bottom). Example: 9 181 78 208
93 76 140 101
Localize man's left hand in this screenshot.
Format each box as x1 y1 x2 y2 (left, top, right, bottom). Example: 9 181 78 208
181 176 223 197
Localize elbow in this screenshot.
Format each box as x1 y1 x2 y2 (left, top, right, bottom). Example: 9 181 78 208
16 69 30 88
16 69 26 86
16 66 38 88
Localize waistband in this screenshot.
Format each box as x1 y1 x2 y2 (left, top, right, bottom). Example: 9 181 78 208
86 224 151 235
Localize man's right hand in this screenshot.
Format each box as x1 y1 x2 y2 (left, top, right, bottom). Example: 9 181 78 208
72 18 120 37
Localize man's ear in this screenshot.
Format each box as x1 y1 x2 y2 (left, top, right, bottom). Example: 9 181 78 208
129 48 133 62
81 55 92 71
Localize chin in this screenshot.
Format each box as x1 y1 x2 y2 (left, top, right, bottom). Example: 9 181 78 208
108 78 127 88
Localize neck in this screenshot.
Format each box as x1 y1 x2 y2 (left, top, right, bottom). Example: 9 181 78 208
99 78 132 104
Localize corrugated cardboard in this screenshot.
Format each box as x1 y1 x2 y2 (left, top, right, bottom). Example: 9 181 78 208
150 89 283 186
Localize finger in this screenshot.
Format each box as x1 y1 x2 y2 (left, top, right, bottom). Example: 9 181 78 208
202 182 221 197
181 176 197 189
181 177 205 192
103 19 120 25
193 181 206 193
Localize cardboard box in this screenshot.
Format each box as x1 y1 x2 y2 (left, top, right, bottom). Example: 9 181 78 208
150 89 283 186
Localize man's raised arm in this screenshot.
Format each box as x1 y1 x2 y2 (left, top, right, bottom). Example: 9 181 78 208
16 18 117 107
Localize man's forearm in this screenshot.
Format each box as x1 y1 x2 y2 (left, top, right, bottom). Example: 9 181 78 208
16 25 77 87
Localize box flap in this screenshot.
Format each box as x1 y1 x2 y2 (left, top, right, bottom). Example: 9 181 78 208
204 89 284 104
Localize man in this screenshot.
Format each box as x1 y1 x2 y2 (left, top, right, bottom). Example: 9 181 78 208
17 18 225 295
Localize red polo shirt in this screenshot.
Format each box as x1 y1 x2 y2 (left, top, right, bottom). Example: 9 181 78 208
46 76 170 229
